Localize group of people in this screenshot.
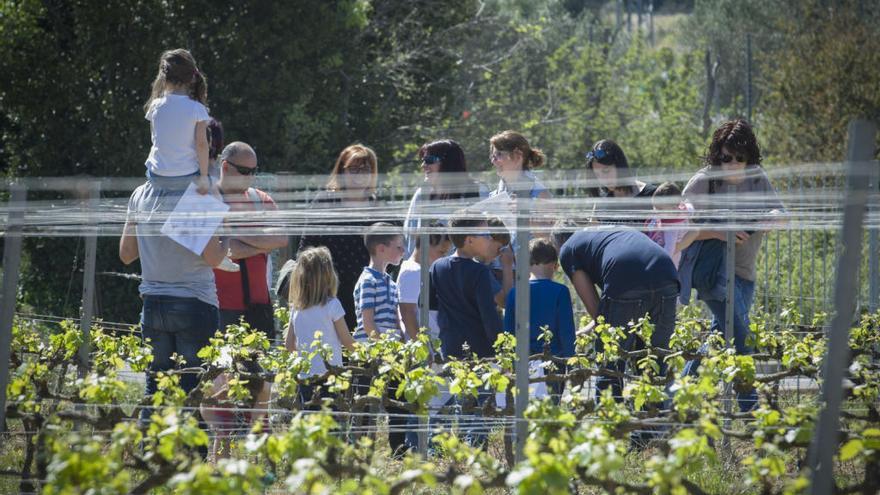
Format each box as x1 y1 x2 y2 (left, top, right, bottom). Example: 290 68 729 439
120 49 784 458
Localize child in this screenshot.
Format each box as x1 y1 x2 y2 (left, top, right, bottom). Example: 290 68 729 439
352 222 408 456
486 216 514 308
285 247 355 382
353 222 406 342
200 347 271 460
397 221 452 341
645 182 697 268
429 213 505 359
143 49 212 194
503 238 575 358
429 212 506 448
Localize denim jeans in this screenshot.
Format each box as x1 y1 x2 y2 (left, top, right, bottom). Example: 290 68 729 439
141 295 219 399
687 275 758 411
595 283 678 400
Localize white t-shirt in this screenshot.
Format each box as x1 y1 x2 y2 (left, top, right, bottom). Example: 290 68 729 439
291 297 346 376
396 258 439 339
144 94 211 177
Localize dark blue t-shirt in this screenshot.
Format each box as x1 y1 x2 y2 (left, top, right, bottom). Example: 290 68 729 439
503 279 576 357
429 256 502 358
559 229 678 297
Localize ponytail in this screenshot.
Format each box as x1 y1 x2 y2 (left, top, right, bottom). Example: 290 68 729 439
527 147 546 170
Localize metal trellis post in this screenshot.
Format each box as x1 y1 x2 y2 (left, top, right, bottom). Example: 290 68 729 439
514 194 531 462
0 184 26 430
808 119 877 495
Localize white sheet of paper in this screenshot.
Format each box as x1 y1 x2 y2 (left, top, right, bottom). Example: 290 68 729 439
160 183 229 255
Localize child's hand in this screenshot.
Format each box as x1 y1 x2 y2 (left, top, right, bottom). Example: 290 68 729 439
195 174 211 195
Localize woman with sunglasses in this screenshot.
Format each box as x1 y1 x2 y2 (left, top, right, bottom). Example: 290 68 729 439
297 144 380 331
584 139 659 225
403 139 489 256
488 130 551 201
680 118 784 412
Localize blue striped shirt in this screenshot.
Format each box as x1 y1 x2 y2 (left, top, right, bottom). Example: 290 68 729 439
353 267 400 341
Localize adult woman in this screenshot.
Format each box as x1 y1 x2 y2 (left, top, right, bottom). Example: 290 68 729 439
403 139 488 256
681 118 784 411
297 144 379 330
488 130 551 200
584 139 658 225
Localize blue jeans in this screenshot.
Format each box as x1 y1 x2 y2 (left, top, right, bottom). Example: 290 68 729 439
687 276 758 411
141 296 219 400
595 283 678 400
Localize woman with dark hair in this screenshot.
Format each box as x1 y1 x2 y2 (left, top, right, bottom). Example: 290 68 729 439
206 119 224 179
403 139 488 256
681 118 784 411
297 144 380 330
584 139 658 224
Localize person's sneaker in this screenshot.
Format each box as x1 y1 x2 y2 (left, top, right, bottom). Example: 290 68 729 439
217 257 240 272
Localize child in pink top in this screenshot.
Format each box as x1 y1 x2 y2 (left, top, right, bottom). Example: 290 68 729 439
645 182 697 268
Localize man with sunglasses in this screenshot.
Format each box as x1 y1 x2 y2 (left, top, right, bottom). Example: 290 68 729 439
213 141 288 341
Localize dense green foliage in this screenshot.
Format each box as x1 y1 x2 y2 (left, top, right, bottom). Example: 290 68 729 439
4 307 880 493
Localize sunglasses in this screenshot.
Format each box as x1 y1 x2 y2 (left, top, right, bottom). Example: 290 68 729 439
345 163 372 174
489 150 511 162
227 160 257 176
421 154 442 166
585 148 610 163
720 153 747 164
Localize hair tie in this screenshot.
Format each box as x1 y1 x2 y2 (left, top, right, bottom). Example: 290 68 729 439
161 61 171 74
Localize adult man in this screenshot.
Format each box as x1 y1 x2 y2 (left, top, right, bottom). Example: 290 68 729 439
213 142 288 340
119 174 227 400
555 227 679 399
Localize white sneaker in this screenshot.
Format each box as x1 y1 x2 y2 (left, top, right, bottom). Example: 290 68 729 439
217 257 240 272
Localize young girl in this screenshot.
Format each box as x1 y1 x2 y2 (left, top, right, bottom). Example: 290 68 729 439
285 247 356 390
143 48 212 194
645 182 697 269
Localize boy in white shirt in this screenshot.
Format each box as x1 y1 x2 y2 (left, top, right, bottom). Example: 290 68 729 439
396 222 452 341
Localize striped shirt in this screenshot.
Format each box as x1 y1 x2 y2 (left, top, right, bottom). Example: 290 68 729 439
353 267 400 342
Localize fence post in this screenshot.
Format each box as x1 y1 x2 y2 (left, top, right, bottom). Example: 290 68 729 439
514 195 531 462
0 183 26 430
77 181 100 376
417 229 431 455
808 119 877 495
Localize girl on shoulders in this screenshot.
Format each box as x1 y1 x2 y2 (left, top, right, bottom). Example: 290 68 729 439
143 48 212 194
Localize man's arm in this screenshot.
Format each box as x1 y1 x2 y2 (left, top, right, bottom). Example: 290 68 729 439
228 238 267 260
119 219 139 265
201 236 228 267
230 229 289 251
570 269 600 319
